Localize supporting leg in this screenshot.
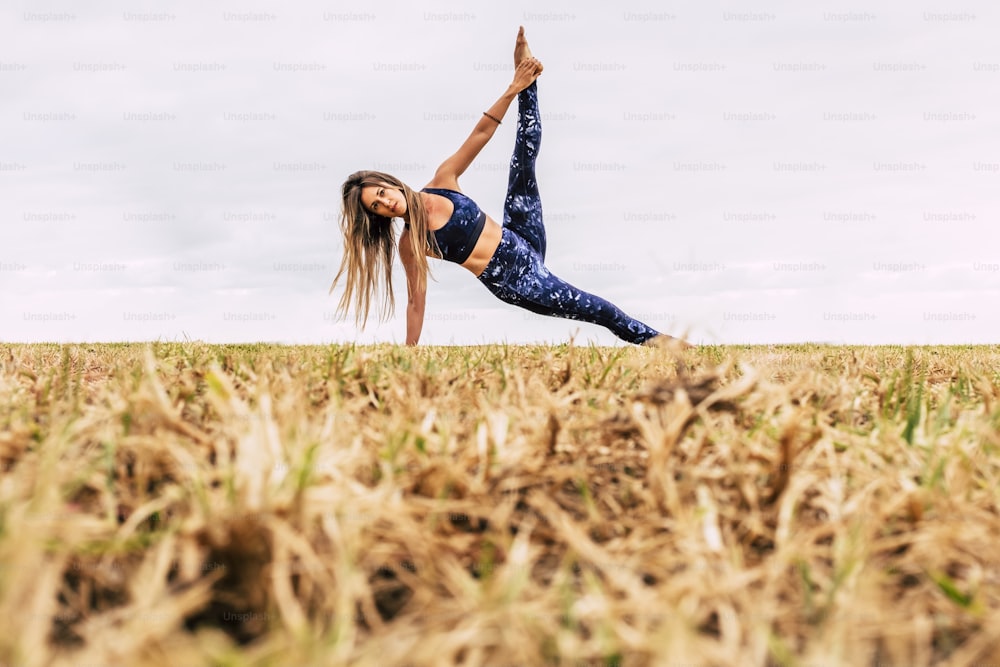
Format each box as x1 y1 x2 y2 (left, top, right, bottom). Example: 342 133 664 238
479 230 660 345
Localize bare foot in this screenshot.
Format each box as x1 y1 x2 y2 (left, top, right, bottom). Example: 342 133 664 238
514 26 533 67
643 334 695 351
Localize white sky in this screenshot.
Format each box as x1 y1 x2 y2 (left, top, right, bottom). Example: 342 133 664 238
2 0 998 346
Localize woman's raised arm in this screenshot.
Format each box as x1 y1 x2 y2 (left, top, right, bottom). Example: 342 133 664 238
429 58 542 189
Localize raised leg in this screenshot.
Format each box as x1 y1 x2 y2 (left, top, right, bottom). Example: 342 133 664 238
503 81 547 260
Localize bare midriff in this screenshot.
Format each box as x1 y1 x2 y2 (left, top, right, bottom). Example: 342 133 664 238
458 216 502 277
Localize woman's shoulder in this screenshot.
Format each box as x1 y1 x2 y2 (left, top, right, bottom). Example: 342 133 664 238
422 174 461 193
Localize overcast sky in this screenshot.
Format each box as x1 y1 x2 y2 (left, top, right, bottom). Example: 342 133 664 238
2 0 997 346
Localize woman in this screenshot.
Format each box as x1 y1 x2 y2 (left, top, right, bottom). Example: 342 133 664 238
332 27 686 348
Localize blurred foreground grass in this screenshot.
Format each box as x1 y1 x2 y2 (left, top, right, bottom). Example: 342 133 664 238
1 342 999 666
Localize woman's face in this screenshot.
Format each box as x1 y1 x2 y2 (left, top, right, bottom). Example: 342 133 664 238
360 184 407 217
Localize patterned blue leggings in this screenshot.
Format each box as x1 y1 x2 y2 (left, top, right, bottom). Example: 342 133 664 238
477 82 661 345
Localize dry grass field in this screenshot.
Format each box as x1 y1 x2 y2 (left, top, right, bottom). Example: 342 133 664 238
1 342 999 667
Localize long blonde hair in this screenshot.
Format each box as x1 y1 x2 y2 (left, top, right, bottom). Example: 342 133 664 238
330 170 439 327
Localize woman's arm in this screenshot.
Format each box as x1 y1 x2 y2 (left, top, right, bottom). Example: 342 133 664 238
429 59 541 188
398 229 426 345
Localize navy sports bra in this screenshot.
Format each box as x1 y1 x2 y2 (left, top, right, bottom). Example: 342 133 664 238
408 187 486 264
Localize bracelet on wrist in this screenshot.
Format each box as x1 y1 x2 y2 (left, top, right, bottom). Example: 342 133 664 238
483 111 502 125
